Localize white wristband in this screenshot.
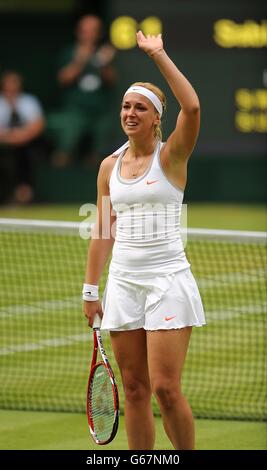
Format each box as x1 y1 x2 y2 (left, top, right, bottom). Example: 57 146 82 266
82 283 99 302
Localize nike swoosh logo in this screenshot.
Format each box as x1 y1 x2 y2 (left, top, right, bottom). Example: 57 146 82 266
165 316 176 321
146 180 159 185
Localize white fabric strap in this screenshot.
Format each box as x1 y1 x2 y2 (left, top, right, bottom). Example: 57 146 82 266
124 85 163 117
82 283 99 302
112 141 130 157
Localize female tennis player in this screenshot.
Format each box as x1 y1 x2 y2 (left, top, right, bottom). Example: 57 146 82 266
83 30 205 450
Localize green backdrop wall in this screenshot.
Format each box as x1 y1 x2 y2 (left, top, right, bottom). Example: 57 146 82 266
34 155 266 204
0 4 266 203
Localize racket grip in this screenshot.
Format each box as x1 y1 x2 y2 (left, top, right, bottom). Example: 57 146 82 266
93 313 102 329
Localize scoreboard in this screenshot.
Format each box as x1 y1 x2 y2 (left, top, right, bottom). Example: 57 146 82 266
109 0 266 158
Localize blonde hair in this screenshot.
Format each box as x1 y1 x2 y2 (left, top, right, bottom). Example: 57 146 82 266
130 82 166 140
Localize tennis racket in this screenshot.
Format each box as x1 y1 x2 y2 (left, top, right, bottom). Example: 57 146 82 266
86 314 119 445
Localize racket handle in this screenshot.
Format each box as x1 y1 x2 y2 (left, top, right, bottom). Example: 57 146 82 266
93 313 102 329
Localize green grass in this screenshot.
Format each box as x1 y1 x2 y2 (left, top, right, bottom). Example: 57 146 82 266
0 203 266 231
0 230 266 420
0 410 266 450
187 203 266 231
0 203 266 450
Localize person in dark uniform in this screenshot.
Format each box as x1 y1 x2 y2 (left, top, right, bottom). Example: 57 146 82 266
47 15 117 167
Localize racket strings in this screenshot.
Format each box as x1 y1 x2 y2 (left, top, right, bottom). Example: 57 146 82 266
89 363 116 442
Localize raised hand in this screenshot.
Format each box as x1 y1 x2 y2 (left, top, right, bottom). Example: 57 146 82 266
74 44 93 64
136 30 163 57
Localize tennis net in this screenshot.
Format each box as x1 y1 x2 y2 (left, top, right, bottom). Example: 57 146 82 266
0 218 266 420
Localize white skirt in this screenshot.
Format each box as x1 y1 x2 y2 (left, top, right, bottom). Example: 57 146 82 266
101 267 206 331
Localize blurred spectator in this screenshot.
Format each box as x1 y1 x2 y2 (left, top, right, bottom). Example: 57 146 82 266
0 71 45 204
47 14 117 168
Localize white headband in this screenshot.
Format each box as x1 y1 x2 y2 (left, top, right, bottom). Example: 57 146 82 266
124 85 163 117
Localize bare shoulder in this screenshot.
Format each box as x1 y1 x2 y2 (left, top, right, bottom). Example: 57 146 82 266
99 154 118 171
99 154 118 177
98 154 118 187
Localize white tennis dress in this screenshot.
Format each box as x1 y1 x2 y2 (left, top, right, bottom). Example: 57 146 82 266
101 141 206 331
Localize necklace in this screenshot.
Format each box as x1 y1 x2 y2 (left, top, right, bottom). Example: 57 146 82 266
122 144 156 179
131 159 144 178
120 156 145 179
130 160 148 178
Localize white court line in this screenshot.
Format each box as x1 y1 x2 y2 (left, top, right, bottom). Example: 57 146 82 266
0 296 79 319
0 332 89 356
0 268 265 319
207 303 267 321
197 269 266 289
0 304 266 357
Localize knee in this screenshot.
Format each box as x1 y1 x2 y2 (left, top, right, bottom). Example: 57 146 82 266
123 379 151 404
152 381 181 410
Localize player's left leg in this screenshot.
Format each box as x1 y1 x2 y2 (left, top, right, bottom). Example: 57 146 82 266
147 327 194 450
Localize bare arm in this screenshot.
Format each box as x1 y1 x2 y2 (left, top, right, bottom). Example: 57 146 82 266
83 157 116 326
84 237 114 285
58 44 117 87
57 55 87 87
136 31 200 165
57 44 93 86
0 118 44 146
58 64 84 86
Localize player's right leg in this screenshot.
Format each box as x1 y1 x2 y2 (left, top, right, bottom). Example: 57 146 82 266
110 328 155 450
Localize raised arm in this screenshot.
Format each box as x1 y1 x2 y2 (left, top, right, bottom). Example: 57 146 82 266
136 31 200 165
58 44 117 87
